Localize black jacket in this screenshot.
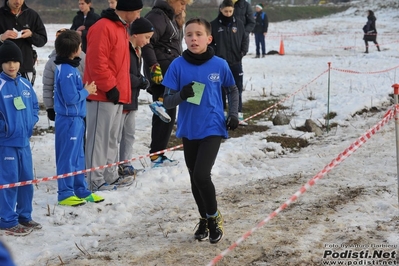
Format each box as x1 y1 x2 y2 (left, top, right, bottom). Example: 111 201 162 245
253 11 268 34
70 7 100 53
210 14 249 66
363 14 377 42
233 0 255 34
124 44 145 111
0 2 47 72
142 0 181 85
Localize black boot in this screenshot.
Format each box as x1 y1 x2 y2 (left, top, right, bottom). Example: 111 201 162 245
376 44 381 51
364 47 369 54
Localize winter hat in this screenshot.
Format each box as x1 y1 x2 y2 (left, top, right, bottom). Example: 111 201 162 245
116 0 143 11
256 3 263 9
0 40 23 65
130 17 154 34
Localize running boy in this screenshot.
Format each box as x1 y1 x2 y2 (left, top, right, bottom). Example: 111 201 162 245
54 30 103 206
118 18 153 176
0 40 40 236
163 18 239 244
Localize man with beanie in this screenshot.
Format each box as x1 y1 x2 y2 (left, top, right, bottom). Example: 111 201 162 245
142 0 193 168
252 3 268 58
118 17 154 177
0 40 41 236
0 0 47 86
83 0 143 191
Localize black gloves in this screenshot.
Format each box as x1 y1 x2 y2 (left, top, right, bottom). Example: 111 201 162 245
138 76 150 90
180 82 195 100
106 87 120 104
226 116 239 130
47 108 55 121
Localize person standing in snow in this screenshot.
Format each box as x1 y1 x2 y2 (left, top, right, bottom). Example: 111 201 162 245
362 10 380 53
117 18 153 177
163 17 239 244
70 0 101 53
0 40 41 236
42 28 86 122
252 3 268 58
210 0 248 125
84 0 142 191
54 30 104 207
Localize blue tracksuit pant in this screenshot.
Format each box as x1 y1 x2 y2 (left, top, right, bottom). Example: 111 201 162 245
0 145 34 229
55 115 91 201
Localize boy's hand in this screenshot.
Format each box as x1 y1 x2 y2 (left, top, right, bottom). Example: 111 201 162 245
150 64 163 84
85 81 97 95
226 116 239 130
180 82 195 100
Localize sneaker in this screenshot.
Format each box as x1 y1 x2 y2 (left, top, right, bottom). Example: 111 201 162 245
110 176 134 187
238 112 248 126
58 195 86 206
207 210 224 244
149 101 171 123
118 165 137 176
19 220 42 230
83 193 105 203
194 218 209 241
1 224 33 236
151 155 179 168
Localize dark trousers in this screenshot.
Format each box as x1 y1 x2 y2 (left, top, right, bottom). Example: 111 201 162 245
222 63 243 112
150 84 176 154
183 136 222 218
255 33 266 56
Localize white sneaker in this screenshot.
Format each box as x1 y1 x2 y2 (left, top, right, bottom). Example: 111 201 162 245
149 101 171 123
238 112 248 126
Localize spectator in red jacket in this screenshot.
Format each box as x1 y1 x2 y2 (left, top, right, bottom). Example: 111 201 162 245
83 0 142 191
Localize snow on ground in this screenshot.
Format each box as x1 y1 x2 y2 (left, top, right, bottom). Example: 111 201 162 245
1 1 399 265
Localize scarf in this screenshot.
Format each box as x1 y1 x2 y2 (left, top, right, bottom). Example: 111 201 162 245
54 56 81 68
182 46 215 65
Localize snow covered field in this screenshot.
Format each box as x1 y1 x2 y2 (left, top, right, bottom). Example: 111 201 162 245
1 0 398 265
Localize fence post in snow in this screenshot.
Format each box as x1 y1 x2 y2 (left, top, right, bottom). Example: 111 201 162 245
326 62 332 133
392 83 399 205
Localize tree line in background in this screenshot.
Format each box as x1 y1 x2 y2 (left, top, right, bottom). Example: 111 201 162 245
26 0 348 24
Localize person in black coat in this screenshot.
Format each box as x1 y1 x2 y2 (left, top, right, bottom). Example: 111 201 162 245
0 0 47 85
232 0 255 36
210 0 248 124
142 0 192 167
70 0 100 53
362 10 380 53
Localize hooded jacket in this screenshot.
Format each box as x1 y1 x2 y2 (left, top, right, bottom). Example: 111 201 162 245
70 7 101 53
0 1 47 73
0 72 39 147
142 0 182 84
233 0 255 34
83 8 131 104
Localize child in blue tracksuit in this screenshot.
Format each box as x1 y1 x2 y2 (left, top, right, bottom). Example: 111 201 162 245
252 3 268 58
163 18 239 244
54 30 103 206
0 40 40 236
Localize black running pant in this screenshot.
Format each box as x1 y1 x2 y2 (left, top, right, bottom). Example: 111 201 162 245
182 136 222 218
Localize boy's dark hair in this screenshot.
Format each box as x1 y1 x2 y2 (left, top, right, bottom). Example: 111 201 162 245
55 30 81 58
220 0 234 8
83 0 92 4
185 17 212 36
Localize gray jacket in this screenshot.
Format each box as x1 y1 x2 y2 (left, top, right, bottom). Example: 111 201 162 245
42 49 85 109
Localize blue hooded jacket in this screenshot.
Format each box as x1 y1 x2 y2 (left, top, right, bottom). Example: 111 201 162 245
0 72 39 147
